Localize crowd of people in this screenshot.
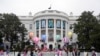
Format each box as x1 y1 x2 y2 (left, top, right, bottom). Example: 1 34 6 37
0 32 97 56
0 41 97 56
0 45 97 56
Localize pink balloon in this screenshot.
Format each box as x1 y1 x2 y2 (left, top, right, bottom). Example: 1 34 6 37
63 37 69 43
33 37 40 44
29 32 34 39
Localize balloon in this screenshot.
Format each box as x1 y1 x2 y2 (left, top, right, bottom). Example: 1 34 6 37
63 37 69 43
33 37 40 44
56 35 60 40
29 32 34 39
41 35 46 41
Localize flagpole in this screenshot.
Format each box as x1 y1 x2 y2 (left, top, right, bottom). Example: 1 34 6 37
48 4 52 9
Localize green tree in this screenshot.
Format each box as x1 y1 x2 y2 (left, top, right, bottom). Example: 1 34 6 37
0 13 27 49
0 14 4 44
74 11 100 51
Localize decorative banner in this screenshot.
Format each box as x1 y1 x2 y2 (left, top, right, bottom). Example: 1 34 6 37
56 35 61 40
33 37 40 44
41 34 46 42
63 37 70 43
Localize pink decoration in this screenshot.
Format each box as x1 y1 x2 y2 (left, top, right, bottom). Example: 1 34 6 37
63 37 69 43
33 37 40 44
29 32 34 39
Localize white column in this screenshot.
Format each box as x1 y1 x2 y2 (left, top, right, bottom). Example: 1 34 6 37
46 19 48 43
61 20 63 41
54 19 56 43
61 20 63 47
66 21 68 37
39 20 41 39
34 21 36 37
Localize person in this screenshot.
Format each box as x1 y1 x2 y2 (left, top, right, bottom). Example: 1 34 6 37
30 50 35 56
38 49 42 56
23 49 28 56
6 46 10 56
30 50 33 56
58 49 62 56
43 43 47 52
64 47 68 56
77 50 80 56
92 50 96 56
72 49 75 56
27 49 31 56
17 51 21 56
0 50 4 56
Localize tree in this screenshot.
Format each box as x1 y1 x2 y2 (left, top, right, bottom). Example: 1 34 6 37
0 13 27 50
74 11 100 51
0 14 4 44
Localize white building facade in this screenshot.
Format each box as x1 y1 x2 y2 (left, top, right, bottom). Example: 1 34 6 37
18 10 100 49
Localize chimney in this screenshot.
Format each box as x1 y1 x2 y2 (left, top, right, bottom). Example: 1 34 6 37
70 12 73 16
29 12 32 16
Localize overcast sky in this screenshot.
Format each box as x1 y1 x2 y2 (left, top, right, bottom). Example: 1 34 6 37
0 0 100 16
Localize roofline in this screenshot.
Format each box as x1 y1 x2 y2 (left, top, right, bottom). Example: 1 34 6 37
33 14 69 20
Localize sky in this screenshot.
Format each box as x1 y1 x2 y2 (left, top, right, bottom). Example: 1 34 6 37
0 0 100 16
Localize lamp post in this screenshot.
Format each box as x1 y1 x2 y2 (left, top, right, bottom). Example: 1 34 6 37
68 31 73 44
68 31 73 56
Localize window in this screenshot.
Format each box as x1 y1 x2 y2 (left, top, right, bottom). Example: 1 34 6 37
63 31 65 37
48 30 54 42
36 21 39 29
36 31 39 37
62 21 66 29
56 30 61 42
56 20 61 28
30 24 32 29
41 19 46 28
48 19 54 28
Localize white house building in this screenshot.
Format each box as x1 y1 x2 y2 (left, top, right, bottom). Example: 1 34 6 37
18 10 100 49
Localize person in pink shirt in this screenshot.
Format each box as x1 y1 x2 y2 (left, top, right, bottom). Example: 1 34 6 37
43 43 47 52
58 49 62 56
0 50 4 56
